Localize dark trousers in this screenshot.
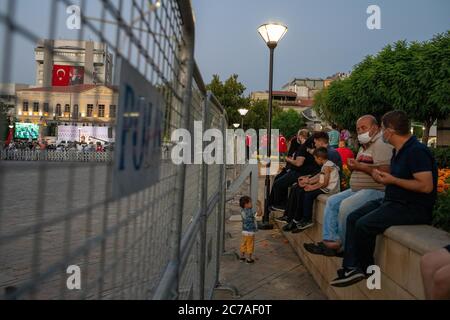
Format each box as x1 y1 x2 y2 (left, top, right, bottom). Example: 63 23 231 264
268 170 303 207
343 199 432 271
286 186 324 222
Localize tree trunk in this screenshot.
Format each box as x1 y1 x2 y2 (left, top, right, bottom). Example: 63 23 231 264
422 119 433 145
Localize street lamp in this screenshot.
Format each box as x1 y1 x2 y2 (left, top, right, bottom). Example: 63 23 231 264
257 22 288 230
233 123 240 129
238 108 249 129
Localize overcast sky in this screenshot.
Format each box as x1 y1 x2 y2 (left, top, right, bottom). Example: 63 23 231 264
1 0 449 94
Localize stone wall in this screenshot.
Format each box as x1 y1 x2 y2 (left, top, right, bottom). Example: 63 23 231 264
275 195 450 300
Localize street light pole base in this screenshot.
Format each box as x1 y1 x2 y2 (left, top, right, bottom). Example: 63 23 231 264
258 222 274 230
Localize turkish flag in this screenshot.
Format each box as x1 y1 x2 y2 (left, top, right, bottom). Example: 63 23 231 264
52 65 72 86
5 128 13 146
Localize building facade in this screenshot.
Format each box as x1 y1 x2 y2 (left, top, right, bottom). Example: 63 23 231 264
15 84 117 141
35 39 113 87
282 78 325 99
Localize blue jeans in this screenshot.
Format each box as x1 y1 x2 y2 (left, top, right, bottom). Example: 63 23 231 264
322 189 384 247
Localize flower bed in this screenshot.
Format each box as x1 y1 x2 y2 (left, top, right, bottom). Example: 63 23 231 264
434 168 450 233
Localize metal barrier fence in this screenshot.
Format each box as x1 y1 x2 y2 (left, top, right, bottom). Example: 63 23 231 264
0 0 231 300
0 150 113 162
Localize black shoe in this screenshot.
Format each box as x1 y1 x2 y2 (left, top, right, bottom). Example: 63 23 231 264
246 259 255 264
282 221 297 232
239 257 246 262
304 242 339 257
291 225 303 234
297 219 314 231
270 205 286 212
275 215 289 223
330 268 366 287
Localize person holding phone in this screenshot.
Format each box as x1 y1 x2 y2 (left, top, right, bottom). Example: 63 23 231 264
304 115 392 257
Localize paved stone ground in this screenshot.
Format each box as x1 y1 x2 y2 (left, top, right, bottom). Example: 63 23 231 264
213 176 326 300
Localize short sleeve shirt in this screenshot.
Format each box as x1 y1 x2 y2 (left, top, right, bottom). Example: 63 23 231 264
385 136 438 212
350 131 393 191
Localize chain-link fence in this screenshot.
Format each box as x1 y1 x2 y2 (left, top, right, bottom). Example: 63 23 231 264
0 0 230 300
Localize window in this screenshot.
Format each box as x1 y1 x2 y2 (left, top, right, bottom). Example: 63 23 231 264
33 102 39 113
64 104 71 114
109 105 116 118
73 105 79 119
43 103 50 113
56 104 62 116
98 105 105 118
23 101 29 112
87 104 94 117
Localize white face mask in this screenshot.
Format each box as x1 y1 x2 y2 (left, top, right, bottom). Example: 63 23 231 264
358 131 372 144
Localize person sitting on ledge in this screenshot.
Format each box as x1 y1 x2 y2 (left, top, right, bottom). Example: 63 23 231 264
330 110 438 288
268 132 318 212
281 147 341 233
421 245 450 300
304 115 392 257
277 131 342 224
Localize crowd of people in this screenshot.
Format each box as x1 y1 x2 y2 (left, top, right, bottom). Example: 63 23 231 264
239 110 449 299
2 140 114 152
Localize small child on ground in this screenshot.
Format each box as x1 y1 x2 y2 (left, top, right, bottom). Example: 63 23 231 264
239 196 258 264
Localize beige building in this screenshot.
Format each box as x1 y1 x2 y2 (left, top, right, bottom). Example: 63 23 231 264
35 39 113 87
15 85 118 136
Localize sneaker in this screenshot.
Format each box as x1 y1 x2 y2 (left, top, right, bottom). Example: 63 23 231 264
246 259 255 264
282 221 297 232
239 257 246 262
330 268 366 287
275 215 290 223
297 219 314 231
270 205 286 212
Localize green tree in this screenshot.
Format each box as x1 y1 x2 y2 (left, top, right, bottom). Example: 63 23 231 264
313 31 450 142
206 74 250 127
273 109 306 139
245 99 282 131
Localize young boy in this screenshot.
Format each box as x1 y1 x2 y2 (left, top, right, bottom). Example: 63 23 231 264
290 147 340 233
239 196 258 264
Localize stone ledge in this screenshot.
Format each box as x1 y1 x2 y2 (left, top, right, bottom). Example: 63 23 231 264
277 193 450 300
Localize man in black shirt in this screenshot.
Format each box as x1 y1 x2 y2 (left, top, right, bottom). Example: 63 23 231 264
331 111 438 288
268 129 311 210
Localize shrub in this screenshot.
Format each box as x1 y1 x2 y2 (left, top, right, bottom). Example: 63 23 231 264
431 147 450 169
433 191 450 233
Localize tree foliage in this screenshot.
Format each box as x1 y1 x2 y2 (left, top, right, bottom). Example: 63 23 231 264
206 74 250 127
273 109 306 139
313 31 450 143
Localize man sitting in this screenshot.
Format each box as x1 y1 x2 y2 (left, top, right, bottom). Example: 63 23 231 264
281 148 340 233
279 132 342 228
269 131 316 212
330 111 438 287
304 115 392 256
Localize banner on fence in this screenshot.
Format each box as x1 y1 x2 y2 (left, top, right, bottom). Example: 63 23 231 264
113 59 164 199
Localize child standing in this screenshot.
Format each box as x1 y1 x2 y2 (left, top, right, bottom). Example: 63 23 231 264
290 147 340 233
239 196 258 264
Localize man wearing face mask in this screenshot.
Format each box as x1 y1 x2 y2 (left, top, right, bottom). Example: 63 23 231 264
304 115 392 257
330 111 438 287
268 129 310 211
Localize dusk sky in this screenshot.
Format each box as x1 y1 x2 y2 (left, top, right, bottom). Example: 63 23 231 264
1 0 449 94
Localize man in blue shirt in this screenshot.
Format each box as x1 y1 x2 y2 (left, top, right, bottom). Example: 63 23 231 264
331 111 438 288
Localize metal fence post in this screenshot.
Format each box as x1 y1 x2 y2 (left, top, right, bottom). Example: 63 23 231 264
198 94 210 300
164 0 196 300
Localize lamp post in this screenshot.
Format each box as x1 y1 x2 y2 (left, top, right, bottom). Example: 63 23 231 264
233 123 240 129
257 22 288 230
238 108 249 129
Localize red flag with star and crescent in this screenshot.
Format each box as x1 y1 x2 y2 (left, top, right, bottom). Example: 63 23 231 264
52 65 84 86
